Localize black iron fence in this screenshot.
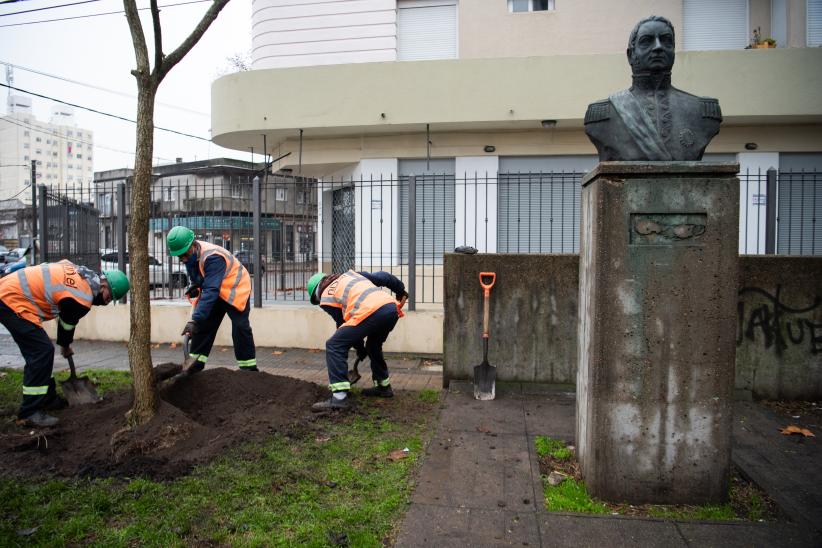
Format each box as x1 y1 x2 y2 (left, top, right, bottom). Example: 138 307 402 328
31 168 821 306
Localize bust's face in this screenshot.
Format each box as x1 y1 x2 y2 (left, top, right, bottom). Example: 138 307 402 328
629 20 675 73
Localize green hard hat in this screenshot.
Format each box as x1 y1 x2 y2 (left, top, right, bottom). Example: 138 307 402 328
103 269 130 300
167 225 195 257
306 272 326 305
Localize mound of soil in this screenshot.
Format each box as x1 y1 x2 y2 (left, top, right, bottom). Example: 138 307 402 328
0 368 327 480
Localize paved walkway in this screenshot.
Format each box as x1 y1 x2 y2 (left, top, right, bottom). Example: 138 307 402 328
397 381 821 547
0 332 443 392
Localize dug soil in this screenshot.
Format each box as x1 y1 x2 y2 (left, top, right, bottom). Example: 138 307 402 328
0 368 327 480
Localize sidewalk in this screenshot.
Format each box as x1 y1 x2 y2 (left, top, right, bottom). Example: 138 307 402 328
396 381 821 547
0 333 443 392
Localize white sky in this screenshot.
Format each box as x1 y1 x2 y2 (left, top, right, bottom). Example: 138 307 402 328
0 0 253 171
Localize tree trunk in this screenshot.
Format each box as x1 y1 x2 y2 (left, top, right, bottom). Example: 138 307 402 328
127 80 158 425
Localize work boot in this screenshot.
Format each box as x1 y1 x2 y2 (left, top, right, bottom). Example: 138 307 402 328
43 395 68 411
239 366 259 372
186 362 205 376
311 395 351 412
17 411 59 428
361 385 394 398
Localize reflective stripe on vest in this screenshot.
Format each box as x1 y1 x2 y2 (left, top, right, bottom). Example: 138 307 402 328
319 270 396 327
196 242 250 310
0 261 93 326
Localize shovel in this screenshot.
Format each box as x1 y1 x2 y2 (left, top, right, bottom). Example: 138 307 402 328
349 356 365 385
473 272 497 401
60 355 101 405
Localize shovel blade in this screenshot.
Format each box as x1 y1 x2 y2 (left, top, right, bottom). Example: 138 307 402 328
473 360 496 401
60 377 101 406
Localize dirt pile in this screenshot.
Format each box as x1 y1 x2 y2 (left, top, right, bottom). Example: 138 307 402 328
0 368 327 480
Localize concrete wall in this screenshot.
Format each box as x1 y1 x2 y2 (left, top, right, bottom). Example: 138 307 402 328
46 302 443 355
444 254 822 400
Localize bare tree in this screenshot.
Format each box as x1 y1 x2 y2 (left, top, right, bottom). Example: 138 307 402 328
123 0 231 425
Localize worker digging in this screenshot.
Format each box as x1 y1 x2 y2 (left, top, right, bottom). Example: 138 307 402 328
167 225 258 375
306 269 408 411
0 260 129 427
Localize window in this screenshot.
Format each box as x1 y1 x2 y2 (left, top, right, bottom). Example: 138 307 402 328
53 152 58 157
683 0 748 50
508 0 554 12
36 160 42 166
24 130 29 137
67 131 73 136
36 149 42 155
275 187 287 201
77 154 82 159
77 143 83 149
36 136 41 142
46 139 51 144
23 143 29 149
24 155 29 161
809 0 822 46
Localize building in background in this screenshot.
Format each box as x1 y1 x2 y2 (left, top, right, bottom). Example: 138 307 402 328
211 0 822 278
0 94 95 203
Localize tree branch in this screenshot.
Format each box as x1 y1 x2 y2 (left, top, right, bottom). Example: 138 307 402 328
122 0 150 77
158 0 232 81
151 0 163 77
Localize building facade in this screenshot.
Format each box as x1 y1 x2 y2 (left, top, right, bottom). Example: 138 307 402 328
0 95 95 203
212 0 822 278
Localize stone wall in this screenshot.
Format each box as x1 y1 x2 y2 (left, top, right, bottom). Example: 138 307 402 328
444 253 822 400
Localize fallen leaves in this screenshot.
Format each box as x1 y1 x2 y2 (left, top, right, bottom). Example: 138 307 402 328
388 448 410 461
272 350 285 356
779 425 815 437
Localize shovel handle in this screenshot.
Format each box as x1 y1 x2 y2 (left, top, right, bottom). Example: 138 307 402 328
480 272 495 339
183 334 191 361
67 355 78 380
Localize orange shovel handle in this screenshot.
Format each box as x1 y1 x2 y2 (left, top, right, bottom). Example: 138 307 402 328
479 272 496 297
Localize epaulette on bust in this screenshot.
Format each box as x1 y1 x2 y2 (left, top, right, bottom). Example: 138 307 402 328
701 98 722 121
584 101 611 124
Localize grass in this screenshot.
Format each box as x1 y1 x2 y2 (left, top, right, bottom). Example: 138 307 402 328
536 436 777 521
0 368 439 546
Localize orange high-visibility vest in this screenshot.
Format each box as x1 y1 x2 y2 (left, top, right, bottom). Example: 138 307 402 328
197 241 250 310
0 260 93 327
320 270 397 327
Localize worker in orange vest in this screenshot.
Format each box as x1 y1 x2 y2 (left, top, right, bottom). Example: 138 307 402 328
167 226 257 373
306 270 408 411
0 260 129 427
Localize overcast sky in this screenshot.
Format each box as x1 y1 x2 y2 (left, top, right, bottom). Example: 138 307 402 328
0 0 252 171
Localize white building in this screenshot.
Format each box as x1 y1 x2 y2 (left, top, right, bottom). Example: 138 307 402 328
0 95 95 203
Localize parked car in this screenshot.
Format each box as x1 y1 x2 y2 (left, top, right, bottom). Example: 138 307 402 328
0 245 8 263
100 251 188 289
5 247 27 262
234 250 265 275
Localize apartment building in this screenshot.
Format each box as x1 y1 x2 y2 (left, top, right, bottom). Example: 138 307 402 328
0 95 95 203
211 0 822 273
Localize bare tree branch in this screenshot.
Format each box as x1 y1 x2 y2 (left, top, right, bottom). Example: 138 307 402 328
122 0 150 76
151 0 163 76
159 0 231 81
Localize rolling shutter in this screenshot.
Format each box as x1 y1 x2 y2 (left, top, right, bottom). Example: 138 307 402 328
397 1 457 61
809 0 822 47
683 0 749 51
777 153 822 255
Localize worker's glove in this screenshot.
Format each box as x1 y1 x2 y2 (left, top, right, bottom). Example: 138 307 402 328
181 320 198 337
396 290 409 310
356 345 368 361
185 284 201 299
60 345 74 358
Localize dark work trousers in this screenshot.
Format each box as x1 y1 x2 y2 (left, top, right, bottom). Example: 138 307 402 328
189 298 256 368
326 303 399 391
0 300 58 418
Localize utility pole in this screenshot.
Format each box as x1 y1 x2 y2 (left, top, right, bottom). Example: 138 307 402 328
30 160 37 264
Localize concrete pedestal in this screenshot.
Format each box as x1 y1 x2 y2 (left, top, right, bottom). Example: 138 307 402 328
576 162 739 504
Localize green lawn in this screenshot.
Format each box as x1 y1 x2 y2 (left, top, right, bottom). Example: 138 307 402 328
0 369 440 547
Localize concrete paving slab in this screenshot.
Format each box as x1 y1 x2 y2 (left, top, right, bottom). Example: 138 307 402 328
523 393 576 441
396 504 542 547
438 382 527 435
732 401 822 536
413 430 538 513
536 513 686 547
676 521 820 548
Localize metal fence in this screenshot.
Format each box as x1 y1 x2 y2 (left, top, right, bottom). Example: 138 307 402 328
32 168 821 306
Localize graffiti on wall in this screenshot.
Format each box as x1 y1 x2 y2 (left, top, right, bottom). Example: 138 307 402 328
737 286 822 355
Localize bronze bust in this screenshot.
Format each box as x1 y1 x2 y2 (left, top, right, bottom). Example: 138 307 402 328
584 16 722 161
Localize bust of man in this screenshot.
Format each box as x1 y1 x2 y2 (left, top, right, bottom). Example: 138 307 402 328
584 16 722 161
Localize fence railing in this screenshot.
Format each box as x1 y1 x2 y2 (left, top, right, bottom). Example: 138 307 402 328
28 168 821 306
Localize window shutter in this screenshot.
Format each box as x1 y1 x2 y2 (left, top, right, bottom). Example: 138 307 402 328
777 154 822 255
683 0 749 51
809 0 822 47
398 159 455 265
397 2 457 61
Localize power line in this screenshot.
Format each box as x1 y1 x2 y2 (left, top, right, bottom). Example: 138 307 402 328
0 0 211 27
0 61 208 116
0 0 104 17
1 116 174 162
0 83 211 142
